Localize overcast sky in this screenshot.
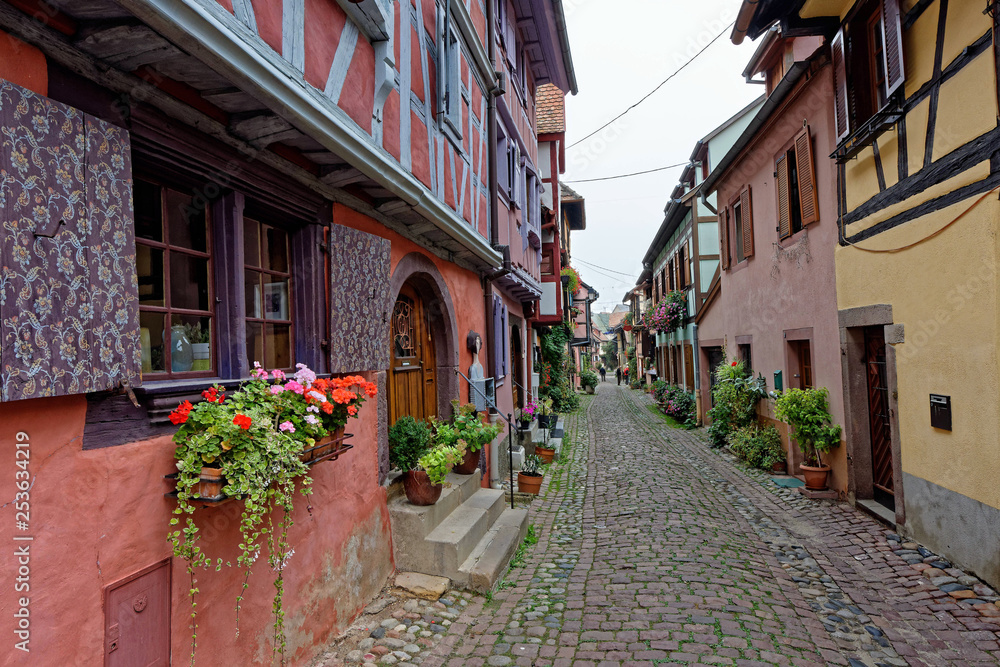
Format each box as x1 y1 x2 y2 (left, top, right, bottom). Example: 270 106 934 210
561 0 763 315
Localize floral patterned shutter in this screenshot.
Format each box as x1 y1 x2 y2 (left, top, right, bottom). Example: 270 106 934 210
328 223 391 374
0 80 141 401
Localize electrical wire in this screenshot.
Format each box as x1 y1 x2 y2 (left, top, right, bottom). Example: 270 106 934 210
574 257 640 278
567 20 736 150
564 162 689 184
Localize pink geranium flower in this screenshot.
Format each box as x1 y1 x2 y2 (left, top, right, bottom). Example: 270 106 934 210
284 380 305 395
279 421 295 433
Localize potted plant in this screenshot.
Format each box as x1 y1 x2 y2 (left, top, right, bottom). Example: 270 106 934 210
389 414 431 475
437 402 502 475
560 265 581 293
167 362 376 663
537 398 556 429
774 387 842 490
402 441 465 506
580 369 599 394
622 311 634 332
516 400 538 429
517 454 543 494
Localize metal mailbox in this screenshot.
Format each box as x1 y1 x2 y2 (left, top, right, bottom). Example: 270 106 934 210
930 394 952 431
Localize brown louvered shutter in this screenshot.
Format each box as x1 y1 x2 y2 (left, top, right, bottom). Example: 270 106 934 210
795 127 820 226
740 186 754 259
329 223 391 373
719 209 730 270
776 154 791 239
1 81 141 401
831 28 850 142
882 0 905 97
683 247 691 287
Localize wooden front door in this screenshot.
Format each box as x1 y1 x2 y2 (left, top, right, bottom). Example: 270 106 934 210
389 285 437 424
865 327 894 507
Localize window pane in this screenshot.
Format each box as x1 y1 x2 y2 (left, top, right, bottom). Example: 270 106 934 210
169 252 211 311
164 188 207 252
263 225 289 273
246 321 263 370
134 180 162 243
265 323 292 370
245 270 262 318
139 311 166 373
136 244 165 307
244 218 260 268
171 314 213 372
262 277 290 321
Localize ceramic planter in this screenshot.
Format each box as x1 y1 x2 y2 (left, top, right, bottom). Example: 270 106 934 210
402 470 443 506
517 472 543 495
535 446 555 464
799 463 832 490
454 447 480 475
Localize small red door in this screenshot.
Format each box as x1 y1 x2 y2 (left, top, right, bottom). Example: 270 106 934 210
105 561 171 667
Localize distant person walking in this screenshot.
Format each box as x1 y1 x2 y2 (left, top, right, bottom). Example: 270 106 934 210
599 365 607 382
616 367 622 385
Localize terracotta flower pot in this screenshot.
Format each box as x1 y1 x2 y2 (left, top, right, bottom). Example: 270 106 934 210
771 460 788 475
454 447 480 475
197 467 225 499
402 470 442 506
517 472 543 495
535 446 555 464
799 464 832 490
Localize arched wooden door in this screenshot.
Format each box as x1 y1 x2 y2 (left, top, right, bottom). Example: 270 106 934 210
389 284 438 424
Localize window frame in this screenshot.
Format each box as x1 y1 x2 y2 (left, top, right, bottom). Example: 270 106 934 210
440 17 464 144
243 217 295 373
135 178 216 380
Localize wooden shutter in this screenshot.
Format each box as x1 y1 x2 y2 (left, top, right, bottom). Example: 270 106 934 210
740 186 754 259
882 0 905 97
505 18 516 69
794 127 819 226
329 224 391 373
831 28 850 142
776 153 791 239
1 81 141 401
683 248 691 287
719 209 730 270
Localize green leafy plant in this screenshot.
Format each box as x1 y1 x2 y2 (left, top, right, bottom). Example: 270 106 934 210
388 416 431 471
729 424 785 470
707 359 767 448
579 369 599 391
417 442 465 485
773 387 842 467
167 364 377 664
443 401 503 453
521 454 542 476
561 265 581 293
183 321 210 344
537 326 580 413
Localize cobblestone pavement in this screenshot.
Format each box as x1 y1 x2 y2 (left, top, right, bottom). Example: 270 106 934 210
416 385 1000 667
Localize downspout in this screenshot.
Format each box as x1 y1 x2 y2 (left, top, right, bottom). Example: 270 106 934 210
692 323 702 425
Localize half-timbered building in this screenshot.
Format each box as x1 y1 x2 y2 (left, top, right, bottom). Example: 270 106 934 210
0 0 576 662
731 0 1000 590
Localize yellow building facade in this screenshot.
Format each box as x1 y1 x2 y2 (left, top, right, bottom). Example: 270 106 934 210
735 0 1000 588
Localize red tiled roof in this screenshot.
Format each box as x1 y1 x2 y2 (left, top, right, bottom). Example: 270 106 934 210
536 84 565 135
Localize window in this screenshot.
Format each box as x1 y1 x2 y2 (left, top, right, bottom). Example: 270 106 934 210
731 186 754 264
738 343 752 372
440 21 463 140
244 218 292 371
791 340 813 389
507 140 520 205
497 126 510 198
719 207 730 270
776 128 819 239
832 0 904 142
135 180 214 377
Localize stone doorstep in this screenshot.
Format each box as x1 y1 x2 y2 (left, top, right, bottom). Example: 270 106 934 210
394 571 449 601
457 507 529 592
797 486 839 500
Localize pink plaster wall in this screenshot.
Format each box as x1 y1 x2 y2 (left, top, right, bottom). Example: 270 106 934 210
696 60 849 494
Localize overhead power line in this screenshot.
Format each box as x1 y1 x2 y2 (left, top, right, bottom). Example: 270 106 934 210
574 257 639 278
564 162 688 184
567 20 736 150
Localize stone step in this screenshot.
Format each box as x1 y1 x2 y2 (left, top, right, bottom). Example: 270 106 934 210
388 471 483 568
418 489 506 578
456 508 529 592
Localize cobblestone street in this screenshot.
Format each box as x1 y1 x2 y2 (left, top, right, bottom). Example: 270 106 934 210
416 385 1000 667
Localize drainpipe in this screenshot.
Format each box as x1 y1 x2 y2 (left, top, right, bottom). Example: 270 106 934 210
692 323 702 425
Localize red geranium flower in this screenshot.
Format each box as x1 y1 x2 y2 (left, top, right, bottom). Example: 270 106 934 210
201 387 223 403
731 361 737 367
233 413 252 430
169 400 193 425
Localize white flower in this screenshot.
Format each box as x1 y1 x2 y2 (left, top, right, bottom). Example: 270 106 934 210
307 405 319 413
305 414 319 425
307 390 327 403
